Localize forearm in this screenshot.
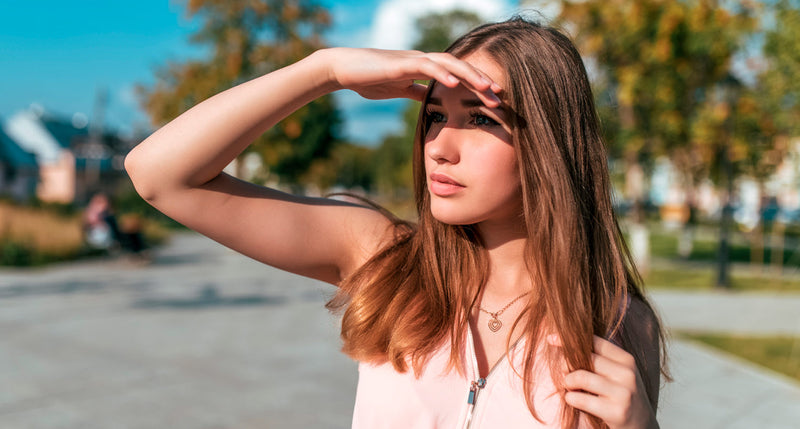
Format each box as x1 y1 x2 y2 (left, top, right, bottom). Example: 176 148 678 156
125 49 339 202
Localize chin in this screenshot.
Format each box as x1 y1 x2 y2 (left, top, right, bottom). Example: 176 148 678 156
429 205 480 226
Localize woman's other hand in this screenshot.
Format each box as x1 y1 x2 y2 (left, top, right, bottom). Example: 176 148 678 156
560 336 658 429
318 48 502 107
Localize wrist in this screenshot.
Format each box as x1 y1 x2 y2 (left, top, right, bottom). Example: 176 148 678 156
306 48 343 94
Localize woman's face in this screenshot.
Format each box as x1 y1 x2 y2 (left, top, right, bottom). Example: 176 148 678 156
423 52 522 227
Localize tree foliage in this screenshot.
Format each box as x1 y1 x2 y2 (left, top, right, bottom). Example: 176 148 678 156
759 0 800 137
414 10 485 53
138 0 341 186
303 142 375 192
558 0 770 186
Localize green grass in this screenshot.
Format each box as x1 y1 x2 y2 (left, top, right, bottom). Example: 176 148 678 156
648 229 800 267
625 225 800 292
680 333 800 382
645 267 800 292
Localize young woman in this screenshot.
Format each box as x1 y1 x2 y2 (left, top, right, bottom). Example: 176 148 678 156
126 17 666 429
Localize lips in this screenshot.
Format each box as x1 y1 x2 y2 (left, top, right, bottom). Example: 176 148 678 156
429 172 465 196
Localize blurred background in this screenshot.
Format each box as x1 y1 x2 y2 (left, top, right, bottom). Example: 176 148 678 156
1 0 799 428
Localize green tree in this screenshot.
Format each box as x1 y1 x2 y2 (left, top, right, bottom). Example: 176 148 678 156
414 10 484 53
302 142 376 192
558 0 760 190
759 0 800 138
372 10 484 198
558 0 791 287
138 0 341 187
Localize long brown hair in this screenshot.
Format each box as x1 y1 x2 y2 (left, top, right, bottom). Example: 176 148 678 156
328 17 666 429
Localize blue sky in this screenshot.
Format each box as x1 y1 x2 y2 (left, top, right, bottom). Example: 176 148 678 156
0 0 517 145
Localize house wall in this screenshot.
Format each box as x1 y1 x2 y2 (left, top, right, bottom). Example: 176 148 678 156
36 151 75 203
0 162 37 202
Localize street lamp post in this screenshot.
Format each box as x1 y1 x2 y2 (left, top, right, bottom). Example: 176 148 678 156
716 76 741 289
716 144 733 288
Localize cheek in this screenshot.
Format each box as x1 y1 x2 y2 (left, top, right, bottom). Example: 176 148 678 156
483 150 522 207
474 146 518 185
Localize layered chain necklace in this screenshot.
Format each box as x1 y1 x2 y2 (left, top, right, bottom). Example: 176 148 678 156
478 291 530 332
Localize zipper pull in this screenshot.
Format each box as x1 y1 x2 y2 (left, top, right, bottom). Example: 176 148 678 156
467 378 486 405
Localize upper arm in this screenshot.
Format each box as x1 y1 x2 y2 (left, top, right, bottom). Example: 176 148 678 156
140 172 395 285
622 296 664 412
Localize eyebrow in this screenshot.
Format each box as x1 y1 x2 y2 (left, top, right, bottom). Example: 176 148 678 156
427 97 511 118
428 97 485 108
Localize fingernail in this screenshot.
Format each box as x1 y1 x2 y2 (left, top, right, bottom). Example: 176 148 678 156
447 75 459 85
481 77 492 86
491 82 503 93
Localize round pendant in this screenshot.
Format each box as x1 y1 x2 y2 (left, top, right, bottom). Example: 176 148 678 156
488 318 502 332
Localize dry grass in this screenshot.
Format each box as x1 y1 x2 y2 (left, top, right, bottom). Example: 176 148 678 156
0 202 84 258
0 202 171 265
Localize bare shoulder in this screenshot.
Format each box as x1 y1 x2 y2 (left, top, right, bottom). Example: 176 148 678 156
331 195 402 276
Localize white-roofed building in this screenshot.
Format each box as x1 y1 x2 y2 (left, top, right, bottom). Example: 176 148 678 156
1 106 135 204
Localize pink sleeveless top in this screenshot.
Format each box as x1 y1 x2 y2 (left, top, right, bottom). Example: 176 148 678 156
352 326 578 429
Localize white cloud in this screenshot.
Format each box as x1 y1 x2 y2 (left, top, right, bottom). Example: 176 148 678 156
369 0 514 50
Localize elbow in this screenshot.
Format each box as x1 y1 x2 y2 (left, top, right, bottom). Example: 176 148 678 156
124 148 158 203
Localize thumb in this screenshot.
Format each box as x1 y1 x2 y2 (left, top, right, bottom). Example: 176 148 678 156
405 82 429 101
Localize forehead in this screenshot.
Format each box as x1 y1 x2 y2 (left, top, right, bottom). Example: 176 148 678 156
430 51 506 100
462 52 506 86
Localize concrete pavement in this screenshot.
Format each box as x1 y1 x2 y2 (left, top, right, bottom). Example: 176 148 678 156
2 232 799 428
658 340 800 428
649 290 800 428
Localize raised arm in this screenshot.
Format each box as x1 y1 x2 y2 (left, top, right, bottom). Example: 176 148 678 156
125 48 501 285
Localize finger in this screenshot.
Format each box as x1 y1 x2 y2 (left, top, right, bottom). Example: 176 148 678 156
421 53 503 107
425 52 495 91
564 369 617 396
593 335 637 369
591 352 638 389
564 391 616 424
405 82 429 101
463 65 503 95
412 58 462 88
458 78 503 108
466 65 502 93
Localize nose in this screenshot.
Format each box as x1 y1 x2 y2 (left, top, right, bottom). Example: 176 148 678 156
424 126 461 165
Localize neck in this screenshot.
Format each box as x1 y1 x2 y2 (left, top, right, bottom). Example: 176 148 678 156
477 219 531 299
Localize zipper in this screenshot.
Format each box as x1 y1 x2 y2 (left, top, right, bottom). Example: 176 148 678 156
462 325 526 429
464 377 486 428
462 325 508 429
464 362 506 429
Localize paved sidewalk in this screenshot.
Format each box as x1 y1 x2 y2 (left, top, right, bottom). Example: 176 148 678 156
1 233 799 428
650 289 800 336
657 340 800 428
648 289 800 428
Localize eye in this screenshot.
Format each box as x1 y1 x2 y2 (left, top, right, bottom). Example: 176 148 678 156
426 110 445 123
472 113 500 127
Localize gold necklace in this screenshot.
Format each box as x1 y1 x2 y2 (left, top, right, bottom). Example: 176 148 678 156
478 291 530 332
